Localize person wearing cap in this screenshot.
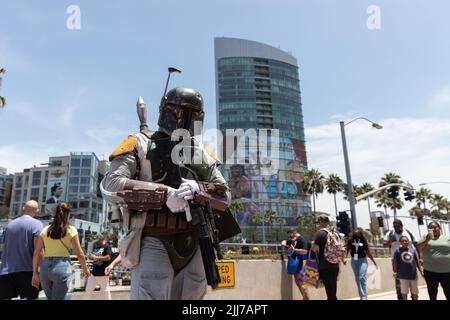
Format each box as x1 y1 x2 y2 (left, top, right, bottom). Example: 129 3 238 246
84 235 112 300
0 200 44 300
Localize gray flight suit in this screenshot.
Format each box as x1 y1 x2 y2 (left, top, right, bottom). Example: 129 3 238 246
103 131 230 300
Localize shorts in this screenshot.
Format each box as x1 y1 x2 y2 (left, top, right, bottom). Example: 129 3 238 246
0 272 40 300
400 279 419 295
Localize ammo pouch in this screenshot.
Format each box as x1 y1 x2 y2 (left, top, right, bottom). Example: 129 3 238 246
141 207 196 236
118 208 146 269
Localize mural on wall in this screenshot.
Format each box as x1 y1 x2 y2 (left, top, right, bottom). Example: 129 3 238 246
228 164 251 199
44 168 68 216
226 137 309 228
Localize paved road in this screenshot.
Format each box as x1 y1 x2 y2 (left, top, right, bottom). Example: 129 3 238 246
347 285 446 300
37 285 447 300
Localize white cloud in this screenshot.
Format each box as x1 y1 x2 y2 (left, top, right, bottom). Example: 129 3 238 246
305 117 450 231
0 145 64 174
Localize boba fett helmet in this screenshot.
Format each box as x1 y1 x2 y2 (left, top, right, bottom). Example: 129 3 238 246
158 87 204 135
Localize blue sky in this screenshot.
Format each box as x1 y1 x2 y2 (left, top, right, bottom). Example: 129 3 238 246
1 0 450 229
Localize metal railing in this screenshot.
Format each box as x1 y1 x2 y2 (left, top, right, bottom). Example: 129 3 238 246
219 242 391 258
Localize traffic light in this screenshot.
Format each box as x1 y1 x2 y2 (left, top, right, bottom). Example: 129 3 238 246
417 214 424 225
387 186 399 198
377 216 384 228
337 211 350 235
404 189 415 201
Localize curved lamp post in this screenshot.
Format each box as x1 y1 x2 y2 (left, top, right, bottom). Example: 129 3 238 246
340 117 383 229
419 181 450 186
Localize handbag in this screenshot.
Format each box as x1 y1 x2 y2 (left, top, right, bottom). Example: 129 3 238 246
287 252 301 275
297 252 321 288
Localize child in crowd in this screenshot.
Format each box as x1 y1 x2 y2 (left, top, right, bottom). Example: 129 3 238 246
392 236 423 300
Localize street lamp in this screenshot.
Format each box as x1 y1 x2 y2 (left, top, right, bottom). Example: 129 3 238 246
340 117 383 229
419 181 450 186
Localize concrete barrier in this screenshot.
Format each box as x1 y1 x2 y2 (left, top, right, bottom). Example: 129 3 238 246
205 258 426 300
71 258 426 300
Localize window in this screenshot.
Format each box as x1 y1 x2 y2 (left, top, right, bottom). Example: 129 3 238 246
71 158 81 167
13 203 20 216
70 168 80 176
82 158 91 168
69 177 79 185
51 160 62 166
80 201 89 208
32 171 41 186
69 186 78 193
23 189 28 200
79 186 89 193
24 175 29 187
40 205 45 214
80 177 90 185
44 171 49 184
81 169 90 176
15 176 23 188
30 188 40 201
15 190 22 202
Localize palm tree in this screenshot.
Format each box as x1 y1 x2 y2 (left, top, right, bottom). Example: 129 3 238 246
430 194 447 219
296 211 320 241
444 200 450 220
360 182 375 215
229 200 244 220
273 218 286 243
343 184 360 202
375 190 391 217
378 172 404 218
248 214 262 243
301 168 325 213
0 68 6 108
325 174 343 219
264 208 277 242
416 188 432 210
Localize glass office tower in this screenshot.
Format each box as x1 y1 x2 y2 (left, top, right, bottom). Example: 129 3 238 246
214 37 310 243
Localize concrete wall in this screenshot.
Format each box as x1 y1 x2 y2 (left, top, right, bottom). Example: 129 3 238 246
204 258 426 300
72 258 426 300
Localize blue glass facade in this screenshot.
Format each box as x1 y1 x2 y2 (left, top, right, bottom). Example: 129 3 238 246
215 38 310 243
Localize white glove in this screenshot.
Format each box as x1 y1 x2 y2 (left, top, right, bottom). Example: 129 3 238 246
166 188 188 213
175 178 200 200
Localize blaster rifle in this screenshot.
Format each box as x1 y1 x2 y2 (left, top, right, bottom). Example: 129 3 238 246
153 134 222 289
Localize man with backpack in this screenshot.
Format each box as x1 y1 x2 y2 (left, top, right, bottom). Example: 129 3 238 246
383 219 419 300
311 214 346 300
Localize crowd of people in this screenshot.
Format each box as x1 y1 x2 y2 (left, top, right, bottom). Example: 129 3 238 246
1 201 449 300
0 201 119 300
281 215 450 300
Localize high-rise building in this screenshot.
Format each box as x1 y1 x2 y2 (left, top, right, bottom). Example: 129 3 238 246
214 37 310 243
8 153 108 237
0 168 13 218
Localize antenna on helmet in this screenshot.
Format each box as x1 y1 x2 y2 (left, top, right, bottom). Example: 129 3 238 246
163 67 182 97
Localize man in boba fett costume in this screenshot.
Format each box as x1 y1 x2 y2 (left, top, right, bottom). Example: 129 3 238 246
102 78 239 300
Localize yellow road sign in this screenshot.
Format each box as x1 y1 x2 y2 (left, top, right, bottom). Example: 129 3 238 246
217 261 235 288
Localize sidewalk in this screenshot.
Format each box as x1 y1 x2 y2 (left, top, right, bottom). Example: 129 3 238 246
347 285 446 300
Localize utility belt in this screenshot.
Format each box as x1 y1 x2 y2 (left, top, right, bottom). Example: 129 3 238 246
141 207 196 238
